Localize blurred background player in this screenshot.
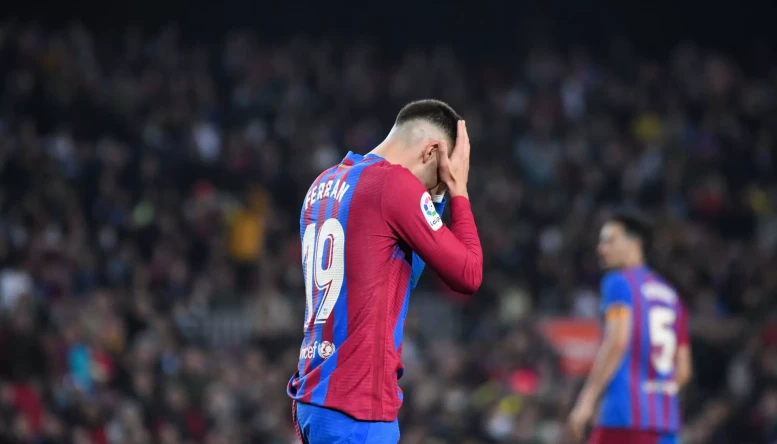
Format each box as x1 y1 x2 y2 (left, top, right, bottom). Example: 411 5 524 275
287 100 483 443
569 211 693 444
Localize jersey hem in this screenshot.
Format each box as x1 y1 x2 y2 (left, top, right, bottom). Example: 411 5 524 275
293 400 400 424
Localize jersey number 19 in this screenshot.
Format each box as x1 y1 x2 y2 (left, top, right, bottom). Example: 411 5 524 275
302 219 345 329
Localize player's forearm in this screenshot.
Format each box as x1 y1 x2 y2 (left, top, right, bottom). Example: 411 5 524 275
442 196 482 293
382 171 481 294
676 370 691 388
581 337 627 401
448 197 479 244
675 345 692 388
448 187 469 200
408 198 447 290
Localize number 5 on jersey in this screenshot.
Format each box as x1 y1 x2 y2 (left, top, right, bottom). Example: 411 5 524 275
648 306 677 374
302 219 345 328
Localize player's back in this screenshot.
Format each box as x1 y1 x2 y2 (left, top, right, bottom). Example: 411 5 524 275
287 152 417 422
598 266 688 434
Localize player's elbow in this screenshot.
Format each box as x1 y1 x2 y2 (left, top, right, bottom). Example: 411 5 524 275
459 274 482 295
447 261 482 294
459 261 483 294
607 329 630 356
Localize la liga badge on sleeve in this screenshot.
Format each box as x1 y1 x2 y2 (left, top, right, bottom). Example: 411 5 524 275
420 192 442 231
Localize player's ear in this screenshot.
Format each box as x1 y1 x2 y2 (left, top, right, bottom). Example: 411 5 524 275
422 141 437 163
424 139 446 163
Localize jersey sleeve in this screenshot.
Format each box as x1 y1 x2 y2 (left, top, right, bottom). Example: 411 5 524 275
599 272 633 315
408 197 447 289
382 169 482 294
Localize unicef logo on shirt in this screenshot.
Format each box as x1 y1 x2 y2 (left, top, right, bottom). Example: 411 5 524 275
299 341 336 360
318 341 335 360
420 192 442 231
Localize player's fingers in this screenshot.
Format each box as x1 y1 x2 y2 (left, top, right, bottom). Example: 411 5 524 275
437 141 452 171
437 137 450 158
452 121 467 165
453 120 465 152
459 121 471 158
462 120 470 149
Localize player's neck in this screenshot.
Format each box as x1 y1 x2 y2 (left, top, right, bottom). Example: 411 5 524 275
370 141 410 168
620 258 645 270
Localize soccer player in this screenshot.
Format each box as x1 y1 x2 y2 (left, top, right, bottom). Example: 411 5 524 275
288 100 483 444
568 211 693 444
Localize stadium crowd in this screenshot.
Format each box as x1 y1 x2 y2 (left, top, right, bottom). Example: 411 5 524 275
0 21 776 444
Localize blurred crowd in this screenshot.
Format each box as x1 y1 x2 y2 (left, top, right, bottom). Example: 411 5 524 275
0 20 776 444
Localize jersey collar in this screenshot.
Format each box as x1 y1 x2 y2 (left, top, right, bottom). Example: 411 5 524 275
342 151 385 166
342 151 363 166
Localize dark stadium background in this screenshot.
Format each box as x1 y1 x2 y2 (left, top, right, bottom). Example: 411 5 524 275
2 1 777 443
6 0 777 56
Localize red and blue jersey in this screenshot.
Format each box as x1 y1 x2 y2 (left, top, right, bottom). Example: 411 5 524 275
287 151 482 422
597 266 689 433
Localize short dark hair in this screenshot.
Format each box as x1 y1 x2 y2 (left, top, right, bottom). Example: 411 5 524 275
609 208 652 251
395 99 462 146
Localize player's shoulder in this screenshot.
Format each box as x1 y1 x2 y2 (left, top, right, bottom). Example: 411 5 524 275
310 165 340 186
383 163 425 188
371 160 412 177
643 270 683 306
360 160 423 191
601 270 629 288
599 270 635 308
647 269 678 292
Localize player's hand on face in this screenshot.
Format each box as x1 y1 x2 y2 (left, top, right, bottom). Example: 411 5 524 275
437 120 470 199
567 394 595 442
